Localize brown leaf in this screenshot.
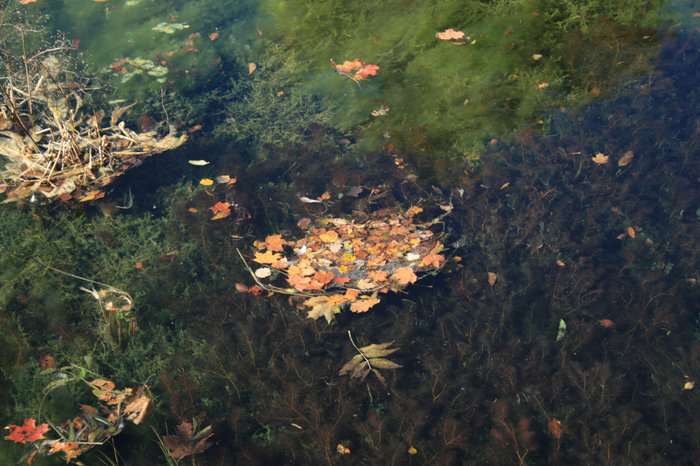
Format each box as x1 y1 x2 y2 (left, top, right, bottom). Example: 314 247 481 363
548 418 562 440
162 422 214 460
122 387 152 425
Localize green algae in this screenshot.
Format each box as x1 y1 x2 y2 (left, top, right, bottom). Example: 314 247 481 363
251 0 665 173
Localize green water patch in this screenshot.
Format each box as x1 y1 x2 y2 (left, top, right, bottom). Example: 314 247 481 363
250 0 665 179
24 0 259 106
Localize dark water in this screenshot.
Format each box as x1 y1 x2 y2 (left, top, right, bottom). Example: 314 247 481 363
0 1 697 465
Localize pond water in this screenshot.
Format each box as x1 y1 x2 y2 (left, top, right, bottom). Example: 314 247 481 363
1 0 698 464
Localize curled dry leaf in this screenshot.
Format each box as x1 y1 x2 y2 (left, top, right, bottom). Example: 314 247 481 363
618 150 634 166
487 272 497 287
235 283 249 293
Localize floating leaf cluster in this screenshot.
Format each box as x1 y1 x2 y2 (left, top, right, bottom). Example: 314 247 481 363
245 205 447 322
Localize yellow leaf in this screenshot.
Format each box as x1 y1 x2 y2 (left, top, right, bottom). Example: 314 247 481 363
199 178 214 186
248 63 257 74
253 250 282 264
318 230 339 242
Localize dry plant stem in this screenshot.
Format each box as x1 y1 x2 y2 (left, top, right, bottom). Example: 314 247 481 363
36 258 131 298
347 330 372 370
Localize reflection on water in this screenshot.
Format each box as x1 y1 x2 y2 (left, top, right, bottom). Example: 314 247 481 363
0 1 697 464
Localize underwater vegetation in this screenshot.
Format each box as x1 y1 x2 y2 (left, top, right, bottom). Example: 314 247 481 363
253 0 666 174
0 0 698 465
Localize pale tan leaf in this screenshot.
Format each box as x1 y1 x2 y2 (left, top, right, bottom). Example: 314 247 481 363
618 150 634 167
370 358 402 370
304 296 336 324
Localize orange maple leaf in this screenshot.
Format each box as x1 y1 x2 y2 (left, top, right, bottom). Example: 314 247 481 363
209 202 232 220
287 273 312 291
209 201 231 213
49 441 81 462
269 257 289 269
333 58 364 73
350 297 381 313
392 266 417 285
355 64 379 79
419 254 445 268
4 418 50 443
265 234 287 252
253 250 282 264
327 294 350 307
334 275 351 285
368 270 389 282
313 270 335 286
248 285 263 296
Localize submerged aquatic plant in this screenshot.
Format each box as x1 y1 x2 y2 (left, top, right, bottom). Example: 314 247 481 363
3 365 152 464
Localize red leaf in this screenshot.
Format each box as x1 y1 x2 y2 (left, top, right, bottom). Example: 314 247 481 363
4 418 50 443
